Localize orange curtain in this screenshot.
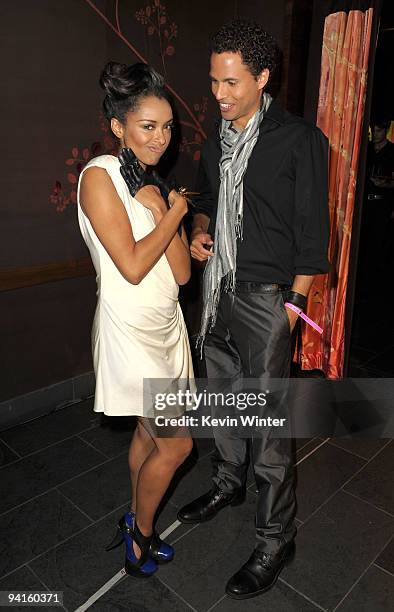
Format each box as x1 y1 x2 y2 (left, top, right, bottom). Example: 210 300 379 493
298 9 374 379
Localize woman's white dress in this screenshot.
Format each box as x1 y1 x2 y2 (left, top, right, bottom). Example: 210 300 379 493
77 154 195 417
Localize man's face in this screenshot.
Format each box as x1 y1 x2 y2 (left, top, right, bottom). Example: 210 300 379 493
210 51 269 130
372 125 387 145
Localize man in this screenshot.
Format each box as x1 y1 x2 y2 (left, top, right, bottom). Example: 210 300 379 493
359 118 394 286
178 20 330 599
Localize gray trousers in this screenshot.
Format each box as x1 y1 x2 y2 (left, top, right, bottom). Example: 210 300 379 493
203 285 296 554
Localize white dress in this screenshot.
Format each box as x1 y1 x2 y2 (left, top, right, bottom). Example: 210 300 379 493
77 155 195 417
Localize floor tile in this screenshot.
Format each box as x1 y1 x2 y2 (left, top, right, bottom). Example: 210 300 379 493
79 423 133 459
89 575 194 612
294 438 313 452
0 566 55 612
375 538 394 574
29 508 144 611
327 438 389 460
158 492 257 611
295 442 365 521
164 453 214 510
167 446 256 511
59 454 131 521
295 438 325 463
212 580 320 611
344 441 394 515
0 437 104 515
336 564 394 611
282 490 394 610
2 374 392 611
0 438 19 467
363 346 394 377
0 489 90 579
154 499 197 546
1 399 99 456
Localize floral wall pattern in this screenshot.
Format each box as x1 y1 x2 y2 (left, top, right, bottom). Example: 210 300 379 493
50 0 214 214
0 0 288 400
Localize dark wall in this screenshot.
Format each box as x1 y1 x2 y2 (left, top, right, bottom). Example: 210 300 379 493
1 0 292 401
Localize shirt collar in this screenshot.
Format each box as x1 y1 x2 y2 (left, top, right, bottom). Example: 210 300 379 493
262 98 286 125
214 98 286 139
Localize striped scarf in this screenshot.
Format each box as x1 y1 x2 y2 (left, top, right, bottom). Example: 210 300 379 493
197 93 272 349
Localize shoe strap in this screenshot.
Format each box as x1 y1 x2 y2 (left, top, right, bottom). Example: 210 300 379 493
118 516 153 568
150 530 162 549
133 521 153 567
119 517 160 545
118 516 133 535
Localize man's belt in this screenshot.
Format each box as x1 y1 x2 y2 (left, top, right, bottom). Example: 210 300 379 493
367 194 384 200
234 282 290 293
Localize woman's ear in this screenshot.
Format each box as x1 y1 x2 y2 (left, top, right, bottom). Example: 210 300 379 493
111 118 124 140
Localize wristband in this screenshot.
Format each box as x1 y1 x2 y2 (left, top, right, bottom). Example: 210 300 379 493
285 290 307 311
284 302 323 334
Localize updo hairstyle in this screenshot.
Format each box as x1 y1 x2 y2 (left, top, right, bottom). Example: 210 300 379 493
99 61 171 123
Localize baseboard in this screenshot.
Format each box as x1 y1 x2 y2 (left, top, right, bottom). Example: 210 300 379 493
0 372 95 432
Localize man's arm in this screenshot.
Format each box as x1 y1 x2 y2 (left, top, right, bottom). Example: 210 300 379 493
287 127 330 330
286 275 315 330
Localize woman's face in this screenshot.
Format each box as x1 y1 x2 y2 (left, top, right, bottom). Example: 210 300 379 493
111 95 173 168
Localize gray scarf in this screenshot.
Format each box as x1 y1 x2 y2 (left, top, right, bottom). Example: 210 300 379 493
197 93 272 350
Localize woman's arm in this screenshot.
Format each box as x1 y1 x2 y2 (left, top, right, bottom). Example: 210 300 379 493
149 207 191 285
79 166 187 285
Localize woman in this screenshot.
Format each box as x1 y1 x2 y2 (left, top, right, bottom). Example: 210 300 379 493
77 62 194 578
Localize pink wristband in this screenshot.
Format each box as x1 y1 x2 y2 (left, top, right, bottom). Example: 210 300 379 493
284 302 323 334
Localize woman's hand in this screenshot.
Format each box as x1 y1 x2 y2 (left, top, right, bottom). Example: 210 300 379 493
119 147 173 200
118 148 145 196
168 189 188 217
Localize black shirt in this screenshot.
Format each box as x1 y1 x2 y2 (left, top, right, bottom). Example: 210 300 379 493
366 140 394 203
193 99 330 284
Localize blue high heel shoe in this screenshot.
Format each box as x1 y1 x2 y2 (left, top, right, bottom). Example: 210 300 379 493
106 511 174 566
106 512 157 577
126 511 174 563
149 527 175 564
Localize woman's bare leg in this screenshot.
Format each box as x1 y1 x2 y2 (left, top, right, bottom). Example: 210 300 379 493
131 418 193 555
128 421 155 512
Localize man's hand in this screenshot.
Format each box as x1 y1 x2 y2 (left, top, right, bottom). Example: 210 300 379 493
190 231 214 261
285 306 299 332
370 176 389 188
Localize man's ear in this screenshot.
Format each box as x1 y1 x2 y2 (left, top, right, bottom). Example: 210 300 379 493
111 118 124 140
257 69 270 91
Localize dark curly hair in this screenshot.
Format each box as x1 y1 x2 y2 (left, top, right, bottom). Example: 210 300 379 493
99 61 172 123
210 19 280 77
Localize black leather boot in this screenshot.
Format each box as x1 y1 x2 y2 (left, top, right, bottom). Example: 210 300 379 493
177 484 246 523
225 540 295 599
